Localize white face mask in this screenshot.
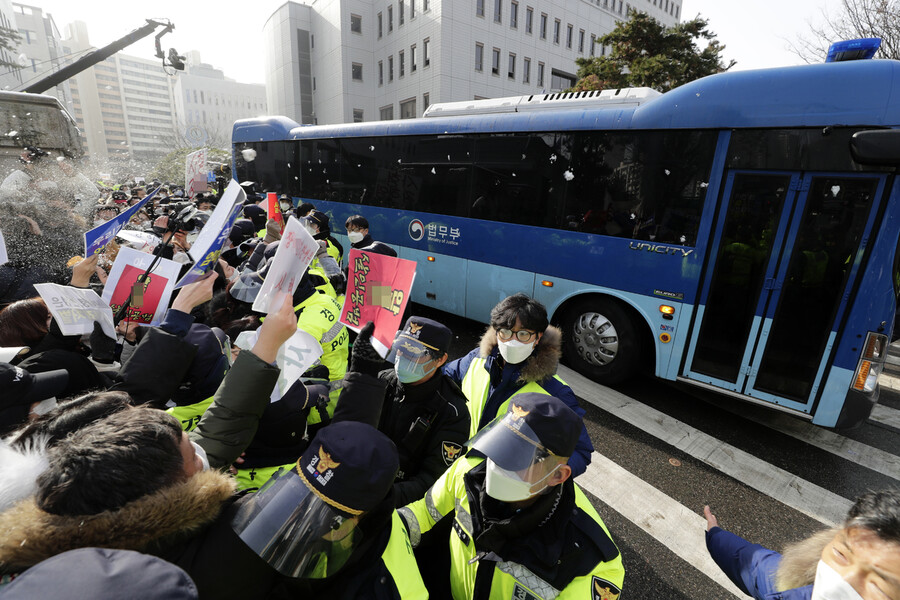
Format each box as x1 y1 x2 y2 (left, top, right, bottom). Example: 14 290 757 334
484 458 560 502
304 223 319 236
348 231 364 244
498 338 535 364
280 202 293 212
811 560 864 600
191 441 210 471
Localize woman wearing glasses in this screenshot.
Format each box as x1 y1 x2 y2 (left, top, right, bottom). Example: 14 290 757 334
443 293 594 477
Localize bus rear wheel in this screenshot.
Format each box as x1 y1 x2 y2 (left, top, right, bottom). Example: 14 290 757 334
561 298 641 385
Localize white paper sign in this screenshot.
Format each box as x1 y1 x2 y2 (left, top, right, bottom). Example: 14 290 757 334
252 216 319 314
101 246 181 327
34 283 116 339
0 230 7 267
185 148 208 197
233 328 323 403
178 180 246 288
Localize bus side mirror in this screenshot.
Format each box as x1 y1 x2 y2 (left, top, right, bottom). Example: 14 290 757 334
851 129 900 166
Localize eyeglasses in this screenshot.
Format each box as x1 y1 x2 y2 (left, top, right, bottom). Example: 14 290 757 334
496 328 537 343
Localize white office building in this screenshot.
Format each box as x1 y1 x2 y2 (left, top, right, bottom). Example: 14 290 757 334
263 0 680 125
9 3 72 107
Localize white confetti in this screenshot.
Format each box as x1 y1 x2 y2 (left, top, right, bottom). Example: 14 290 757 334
431 168 436 174
447 155 450 161
699 182 708 188
522 154 526 159
6 130 16 136
369 145 375 151
397 159 401 163
549 154 557 163
664 169 670 175
563 170 574 181
680 235 686 244
512 173 516 177
241 148 257 161
287 162 291 168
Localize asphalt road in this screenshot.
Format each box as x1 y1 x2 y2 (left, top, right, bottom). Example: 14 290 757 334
407 301 900 599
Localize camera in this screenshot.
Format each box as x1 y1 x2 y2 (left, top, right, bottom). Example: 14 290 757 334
165 201 200 232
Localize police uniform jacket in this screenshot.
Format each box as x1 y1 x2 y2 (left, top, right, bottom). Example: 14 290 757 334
377 368 471 506
442 326 593 477
398 455 625 600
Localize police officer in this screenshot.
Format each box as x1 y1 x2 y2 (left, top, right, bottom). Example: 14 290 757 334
398 393 625 600
353 316 470 507
231 420 428 599
304 210 344 265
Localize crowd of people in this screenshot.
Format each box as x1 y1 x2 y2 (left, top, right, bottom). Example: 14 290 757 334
0 146 896 600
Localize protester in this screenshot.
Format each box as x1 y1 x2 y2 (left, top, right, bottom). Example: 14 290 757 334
443 293 594 476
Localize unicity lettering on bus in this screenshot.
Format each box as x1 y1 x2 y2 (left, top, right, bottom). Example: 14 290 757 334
628 242 694 257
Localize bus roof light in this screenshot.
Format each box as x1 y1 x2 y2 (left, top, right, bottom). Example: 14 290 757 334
825 38 881 63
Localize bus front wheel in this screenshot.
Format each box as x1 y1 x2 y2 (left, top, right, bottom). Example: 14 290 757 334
561 298 641 385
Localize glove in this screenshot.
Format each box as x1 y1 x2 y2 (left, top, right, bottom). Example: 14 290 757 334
349 321 384 377
264 218 283 242
90 321 117 364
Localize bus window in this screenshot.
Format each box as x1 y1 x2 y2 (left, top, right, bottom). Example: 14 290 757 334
754 176 880 400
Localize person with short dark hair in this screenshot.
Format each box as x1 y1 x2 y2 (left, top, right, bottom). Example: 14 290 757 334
705 491 900 599
443 293 594 476
345 215 396 257
295 201 316 218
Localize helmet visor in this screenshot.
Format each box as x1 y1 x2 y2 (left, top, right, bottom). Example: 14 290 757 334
229 270 263 303
467 410 554 472
231 467 363 579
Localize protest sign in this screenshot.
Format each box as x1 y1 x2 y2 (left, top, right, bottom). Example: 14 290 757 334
0 229 7 267
83 186 159 257
266 192 284 233
339 249 416 355
101 246 180 326
251 216 318 314
34 283 116 339
185 148 208 197
176 180 246 288
232 328 323 403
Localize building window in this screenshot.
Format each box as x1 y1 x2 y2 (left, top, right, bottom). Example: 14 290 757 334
537 61 544 86
424 38 430 66
554 19 560 44
380 105 394 120
311 34 315 48
389 55 394 81
388 6 393 31
378 12 383 38
551 69 576 91
411 44 417 72
400 97 416 119
475 43 484 71
566 24 573 48
353 109 364 122
476 0 484 17
351 14 362 34
399 50 405 76
313 77 316 90
510 1 518 28
540 13 547 39
492 47 500 75
590 34 596 56
493 0 501 23
411 0 416 19
579 29 585 53
507 52 516 79
423 92 430 111
525 7 533 33
352 62 363 81
378 60 384 85
523 57 531 83
399 1 405 25
424 0 429 11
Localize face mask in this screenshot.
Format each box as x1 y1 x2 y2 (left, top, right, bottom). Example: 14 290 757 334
191 441 210 471
498 338 535 364
348 231 364 244
811 560 864 600
280 202 293 212
394 356 438 384
484 458 560 502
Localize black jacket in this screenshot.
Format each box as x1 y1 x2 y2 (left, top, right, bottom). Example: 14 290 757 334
351 234 397 258
377 370 470 507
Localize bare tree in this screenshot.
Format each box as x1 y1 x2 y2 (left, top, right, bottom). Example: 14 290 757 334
791 0 900 62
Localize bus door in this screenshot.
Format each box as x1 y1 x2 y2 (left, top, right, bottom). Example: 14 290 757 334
683 171 886 413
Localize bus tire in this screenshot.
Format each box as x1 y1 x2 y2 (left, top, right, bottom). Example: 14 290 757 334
561 298 641 385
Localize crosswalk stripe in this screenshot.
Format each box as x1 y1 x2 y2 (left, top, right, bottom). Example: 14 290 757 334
870 404 900 429
559 365 851 526
699 396 900 481
579 452 745 599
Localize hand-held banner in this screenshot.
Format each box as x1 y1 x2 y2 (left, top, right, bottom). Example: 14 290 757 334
34 283 116 339
266 192 284 233
83 186 160 257
185 149 208 197
232 328 323 403
101 246 180 326
251 216 319 314
339 249 416 355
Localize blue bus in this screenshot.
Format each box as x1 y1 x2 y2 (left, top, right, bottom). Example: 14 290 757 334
233 59 900 429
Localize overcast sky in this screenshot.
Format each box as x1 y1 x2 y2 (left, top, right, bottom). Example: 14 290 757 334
27 0 845 86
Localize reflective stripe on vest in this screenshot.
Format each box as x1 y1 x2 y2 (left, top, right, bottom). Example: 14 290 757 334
460 357 562 437
166 396 215 432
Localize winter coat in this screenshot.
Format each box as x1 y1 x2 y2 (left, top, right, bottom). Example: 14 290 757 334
705 526 836 600
377 369 471 506
351 234 397 258
443 326 594 477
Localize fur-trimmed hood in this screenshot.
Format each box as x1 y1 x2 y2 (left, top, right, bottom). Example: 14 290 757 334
478 325 563 383
0 436 49 513
0 469 236 574
776 528 838 591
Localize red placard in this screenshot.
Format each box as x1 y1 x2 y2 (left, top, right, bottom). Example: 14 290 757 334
266 192 284 233
339 249 416 352
108 264 171 324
